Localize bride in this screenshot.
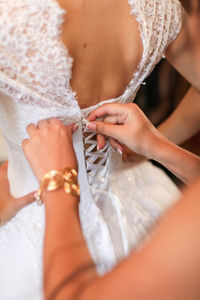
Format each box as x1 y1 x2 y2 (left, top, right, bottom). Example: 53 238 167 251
0 0 199 299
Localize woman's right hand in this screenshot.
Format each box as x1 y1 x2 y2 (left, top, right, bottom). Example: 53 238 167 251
87 103 165 160
0 161 36 226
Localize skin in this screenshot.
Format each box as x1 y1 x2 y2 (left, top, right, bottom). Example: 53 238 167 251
0 161 35 226
0 1 199 222
0 0 199 297
20 3 200 298
87 102 200 184
158 0 200 142
22 119 200 300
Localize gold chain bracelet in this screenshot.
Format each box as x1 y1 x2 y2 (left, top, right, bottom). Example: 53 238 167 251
36 168 80 206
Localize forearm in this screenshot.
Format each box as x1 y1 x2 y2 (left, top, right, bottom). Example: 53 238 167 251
43 177 200 300
150 135 200 184
43 190 97 300
158 86 200 145
43 176 200 300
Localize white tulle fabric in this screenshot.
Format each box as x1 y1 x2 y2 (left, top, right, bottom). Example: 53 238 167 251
0 0 182 299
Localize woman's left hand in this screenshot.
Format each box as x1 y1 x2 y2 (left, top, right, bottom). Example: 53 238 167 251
0 161 36 226
22 118 78 182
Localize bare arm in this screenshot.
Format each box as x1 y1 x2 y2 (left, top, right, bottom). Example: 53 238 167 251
149 133 200 184
159 13 200 144
22 119 200 300
0 161 35 226
78 176 200 300
44 167 200 300
87 103 200 184
158 86 200 144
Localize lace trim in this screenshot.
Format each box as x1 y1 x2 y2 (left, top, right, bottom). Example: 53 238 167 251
0 0 79 108
0 0 182 111
0 71 76 108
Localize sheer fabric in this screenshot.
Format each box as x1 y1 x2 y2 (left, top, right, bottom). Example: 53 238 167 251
0 1 182 299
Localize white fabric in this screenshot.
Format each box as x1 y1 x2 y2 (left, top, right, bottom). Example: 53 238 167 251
0 0 182 299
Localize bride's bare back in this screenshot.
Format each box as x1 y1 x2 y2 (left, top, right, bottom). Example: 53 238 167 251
57 0 143 109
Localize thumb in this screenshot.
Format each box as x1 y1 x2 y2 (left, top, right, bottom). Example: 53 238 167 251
15 191 36 210
86 121 123 141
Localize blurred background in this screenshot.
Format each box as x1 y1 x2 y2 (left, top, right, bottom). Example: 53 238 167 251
0 58 200 184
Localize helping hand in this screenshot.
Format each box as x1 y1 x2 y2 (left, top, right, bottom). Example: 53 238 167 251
0 161 35 226
87 103 164 160
22 118 78 182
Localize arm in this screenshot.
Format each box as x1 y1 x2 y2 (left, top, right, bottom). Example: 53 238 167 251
79 175 200 300
0 161 35 226
22 119 200 300
43 190 97 300
158 86 200 144
44 176 200 300
87 103 200 184
159 12 200 144
148 133 200 184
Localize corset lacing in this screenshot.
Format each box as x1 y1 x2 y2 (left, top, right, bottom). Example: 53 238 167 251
81 118 130 258
82 119 110 200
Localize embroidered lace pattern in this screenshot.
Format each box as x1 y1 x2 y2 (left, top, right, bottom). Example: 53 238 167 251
0 0 183 272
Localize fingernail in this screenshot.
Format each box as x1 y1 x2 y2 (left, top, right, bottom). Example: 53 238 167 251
86 123 97 132
97 145 100 151
33 192 38 200
73 124 79 132
117 148 123 155
112 147 116 152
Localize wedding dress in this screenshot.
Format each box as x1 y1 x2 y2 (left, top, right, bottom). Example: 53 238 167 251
0 0 183 299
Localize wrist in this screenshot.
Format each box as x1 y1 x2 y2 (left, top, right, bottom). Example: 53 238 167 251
139 129 166 160
43 188 79 211
36 168 80 206
43 188 79 202
150 133 177 165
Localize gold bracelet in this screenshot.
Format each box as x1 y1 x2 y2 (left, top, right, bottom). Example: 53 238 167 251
36 169 80 206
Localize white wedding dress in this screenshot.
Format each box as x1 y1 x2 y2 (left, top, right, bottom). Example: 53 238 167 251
0 0 183 299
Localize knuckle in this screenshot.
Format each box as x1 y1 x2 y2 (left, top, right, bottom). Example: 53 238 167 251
41 127 49 136
50 117 57 122
22 139 29 150
54 122 63 131
26 123 33 131
98 123 104 133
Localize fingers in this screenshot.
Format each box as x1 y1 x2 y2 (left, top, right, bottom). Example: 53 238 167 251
108 137 123 154
26 123 37 137
15 191 36 210
37 119 49 129
87 103 123 122
86 121 123 142
26 118 78 137
97 134 106 150
21 138 29 153
72 124 79 132
0 161 8 178
48 118 60 125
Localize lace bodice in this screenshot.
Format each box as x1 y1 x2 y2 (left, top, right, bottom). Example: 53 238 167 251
0 0 182 192
0 0 182 140
0 0 183 260
0 2 183 297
